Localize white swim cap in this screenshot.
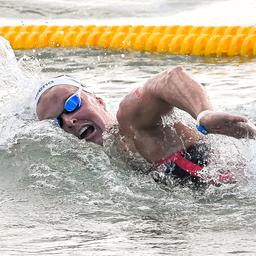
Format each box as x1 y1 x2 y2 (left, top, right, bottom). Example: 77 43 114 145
34 75 84 107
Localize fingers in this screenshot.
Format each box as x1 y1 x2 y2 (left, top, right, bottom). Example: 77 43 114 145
247 121 256 129
230 121 256 139
227 114 248 123
246 122 256 138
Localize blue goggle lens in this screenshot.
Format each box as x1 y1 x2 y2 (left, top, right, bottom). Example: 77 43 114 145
64 94 81 112
54 90 82 127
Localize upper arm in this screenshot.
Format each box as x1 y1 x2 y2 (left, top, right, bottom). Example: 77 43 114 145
117 84 172 133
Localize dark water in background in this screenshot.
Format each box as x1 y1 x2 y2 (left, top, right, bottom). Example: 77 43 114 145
0 0 256 255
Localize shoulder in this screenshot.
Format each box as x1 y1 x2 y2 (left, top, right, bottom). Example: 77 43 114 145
116 87 145 131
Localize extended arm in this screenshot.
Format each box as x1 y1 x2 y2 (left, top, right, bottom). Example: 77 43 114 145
145 66 256 138
118 67 256 139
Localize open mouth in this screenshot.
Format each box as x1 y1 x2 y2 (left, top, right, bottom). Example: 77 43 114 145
79 124 96 140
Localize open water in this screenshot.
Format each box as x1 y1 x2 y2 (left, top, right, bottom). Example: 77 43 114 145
0 0 256 255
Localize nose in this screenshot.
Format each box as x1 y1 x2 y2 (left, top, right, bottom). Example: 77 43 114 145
62 113 78 129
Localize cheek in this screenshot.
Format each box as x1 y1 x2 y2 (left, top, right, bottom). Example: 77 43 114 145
75 105 92 119
81 107 105 122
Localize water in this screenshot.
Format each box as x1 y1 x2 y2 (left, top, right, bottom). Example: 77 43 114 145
1 0 256 255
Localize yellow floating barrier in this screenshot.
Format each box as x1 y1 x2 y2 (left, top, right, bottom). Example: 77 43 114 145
0 25 256 56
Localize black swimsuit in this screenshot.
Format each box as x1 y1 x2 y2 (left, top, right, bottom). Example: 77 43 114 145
152 142 235 187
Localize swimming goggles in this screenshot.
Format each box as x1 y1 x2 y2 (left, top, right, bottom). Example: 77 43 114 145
54 88 82 127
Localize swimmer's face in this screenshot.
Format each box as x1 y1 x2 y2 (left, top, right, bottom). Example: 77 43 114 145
36 85 114 145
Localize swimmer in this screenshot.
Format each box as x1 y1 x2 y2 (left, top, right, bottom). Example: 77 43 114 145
35 67 256 187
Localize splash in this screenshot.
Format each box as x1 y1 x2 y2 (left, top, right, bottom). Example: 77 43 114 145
0 36 41 148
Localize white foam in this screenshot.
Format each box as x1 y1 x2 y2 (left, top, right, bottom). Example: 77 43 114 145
0 36 41 147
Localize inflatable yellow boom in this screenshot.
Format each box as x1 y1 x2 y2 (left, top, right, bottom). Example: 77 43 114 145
1 25 256 56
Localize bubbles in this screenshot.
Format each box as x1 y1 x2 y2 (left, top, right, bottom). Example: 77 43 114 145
18 55 42 78
242 139 256 188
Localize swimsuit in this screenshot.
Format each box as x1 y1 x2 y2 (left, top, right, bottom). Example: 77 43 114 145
152 142 236 187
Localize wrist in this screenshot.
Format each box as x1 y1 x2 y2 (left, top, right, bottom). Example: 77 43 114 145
196 110 214 124
196 110 213 135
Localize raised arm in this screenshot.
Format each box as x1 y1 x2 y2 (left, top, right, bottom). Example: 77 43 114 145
143 66 212 119
117 67 256 139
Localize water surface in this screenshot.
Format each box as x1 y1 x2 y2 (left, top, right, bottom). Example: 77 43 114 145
0 0 256 255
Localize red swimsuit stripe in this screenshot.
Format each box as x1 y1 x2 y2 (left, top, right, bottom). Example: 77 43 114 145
155 151 235 184
156 151 203 177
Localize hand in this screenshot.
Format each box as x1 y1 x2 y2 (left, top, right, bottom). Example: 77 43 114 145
199 111 256 139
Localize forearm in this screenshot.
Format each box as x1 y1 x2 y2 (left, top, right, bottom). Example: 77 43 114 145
141 67 256 138
145 66 213 119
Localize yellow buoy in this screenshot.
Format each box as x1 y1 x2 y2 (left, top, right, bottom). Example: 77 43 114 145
0 24 256 57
